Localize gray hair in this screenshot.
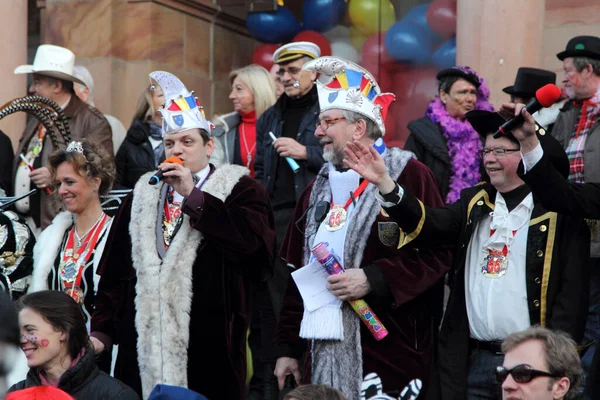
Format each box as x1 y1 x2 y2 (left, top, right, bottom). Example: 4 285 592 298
342 110 382 140
502 326 583 399
573 57 600 76
72 65 95 103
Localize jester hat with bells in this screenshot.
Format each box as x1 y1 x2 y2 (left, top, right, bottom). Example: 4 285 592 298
149 71 212 137
301 56 396 136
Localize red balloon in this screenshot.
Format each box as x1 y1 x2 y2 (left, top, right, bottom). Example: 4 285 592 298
252 44 280 71
426 0 457 39
390 66 438 145
292 30 332 57
361 33 395 68
383 104 396 143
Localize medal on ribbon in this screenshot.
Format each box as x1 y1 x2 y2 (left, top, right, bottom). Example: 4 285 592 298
65 286 85 305
481 249 508 278
325 205 348 231
60 260 79 283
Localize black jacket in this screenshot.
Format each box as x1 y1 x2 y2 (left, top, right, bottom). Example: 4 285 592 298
115 120 164 190
254 91 323 201
9 345 139 400
387 183 590 400
0 130 13 195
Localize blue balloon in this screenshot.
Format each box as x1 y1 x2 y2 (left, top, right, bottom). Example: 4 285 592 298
385 21 434 64
302 0 347 33
432 37 456 69
246 6 301 44
401 4 444 46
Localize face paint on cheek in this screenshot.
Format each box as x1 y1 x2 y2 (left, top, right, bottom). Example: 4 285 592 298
40 339 50 347
21 333 39 344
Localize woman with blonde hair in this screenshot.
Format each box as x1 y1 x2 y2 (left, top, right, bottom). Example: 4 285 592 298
114 84 165 189
211 64 277 176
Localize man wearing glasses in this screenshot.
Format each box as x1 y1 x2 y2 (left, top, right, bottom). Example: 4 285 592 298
498 326 583 400
273 56 451 398
344 109 590 399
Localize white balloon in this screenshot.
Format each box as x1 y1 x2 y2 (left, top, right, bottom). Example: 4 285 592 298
330 41 360 63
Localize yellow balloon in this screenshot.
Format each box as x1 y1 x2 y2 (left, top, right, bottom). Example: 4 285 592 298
349 0 396 36
350 26 367 51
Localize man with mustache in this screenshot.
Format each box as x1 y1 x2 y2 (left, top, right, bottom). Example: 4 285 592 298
273 56 451 399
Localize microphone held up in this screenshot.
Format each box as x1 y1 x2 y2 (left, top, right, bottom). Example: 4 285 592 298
148 156 183 185
493 83 562 139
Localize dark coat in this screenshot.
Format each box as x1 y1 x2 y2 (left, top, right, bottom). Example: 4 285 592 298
274 157 452 395
91 166 276 400
115 120 164 190
11 95 113 228
8 345 139 400
386 183 590 400
254 92 323 201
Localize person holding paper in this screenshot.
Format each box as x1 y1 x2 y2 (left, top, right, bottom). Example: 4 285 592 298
273 56 452 400
344 109 590 400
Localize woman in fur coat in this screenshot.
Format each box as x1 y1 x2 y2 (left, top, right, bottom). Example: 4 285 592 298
29 139 115 362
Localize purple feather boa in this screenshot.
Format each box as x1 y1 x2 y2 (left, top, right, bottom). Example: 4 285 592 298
425 72 494 204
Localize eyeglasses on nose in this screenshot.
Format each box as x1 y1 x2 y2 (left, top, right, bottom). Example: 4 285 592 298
479 148 520 158
315 117 346 131
495 364 558 384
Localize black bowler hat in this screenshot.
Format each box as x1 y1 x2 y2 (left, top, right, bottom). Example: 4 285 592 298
436 66 481 88
465 110 569 179
557 35 600 61
503 67 556 99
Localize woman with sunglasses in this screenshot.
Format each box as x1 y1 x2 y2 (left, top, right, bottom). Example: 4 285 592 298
8 290 138 399
498 326 583 400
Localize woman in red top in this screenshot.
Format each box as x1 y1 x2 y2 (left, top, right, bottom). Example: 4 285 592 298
211 65 277 176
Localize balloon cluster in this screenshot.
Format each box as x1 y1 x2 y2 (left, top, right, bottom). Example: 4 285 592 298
248 0 458 146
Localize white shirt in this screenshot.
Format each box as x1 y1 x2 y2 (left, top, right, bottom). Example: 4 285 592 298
465 192 533 341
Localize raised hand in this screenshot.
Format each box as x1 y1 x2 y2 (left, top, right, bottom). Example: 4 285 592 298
343 141 396 194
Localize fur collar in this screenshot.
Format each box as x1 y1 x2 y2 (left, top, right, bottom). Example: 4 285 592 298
130 164 249 398
30 211 111 296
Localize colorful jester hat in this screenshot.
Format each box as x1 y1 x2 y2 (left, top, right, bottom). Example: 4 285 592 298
302 56 396 136
149 71 211 137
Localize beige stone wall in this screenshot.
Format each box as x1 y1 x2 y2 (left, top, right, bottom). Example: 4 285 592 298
40 0 257 131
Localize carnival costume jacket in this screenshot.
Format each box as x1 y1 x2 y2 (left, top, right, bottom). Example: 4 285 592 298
11 95 112 229
91 164 276 400
274 150 452 398
0 210 35 299
386 183 590 400
254 90 323 201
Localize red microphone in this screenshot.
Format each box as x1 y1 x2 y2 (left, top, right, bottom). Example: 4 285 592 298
493 83 562 139
148 156 183 185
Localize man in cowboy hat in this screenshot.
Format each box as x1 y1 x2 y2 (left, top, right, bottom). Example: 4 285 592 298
344 109 590 399
11 44 113 230
273 56 451 399
503 67 562 130
551 35 600 377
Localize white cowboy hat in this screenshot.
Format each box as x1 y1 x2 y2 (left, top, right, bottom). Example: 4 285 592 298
14 44 86 86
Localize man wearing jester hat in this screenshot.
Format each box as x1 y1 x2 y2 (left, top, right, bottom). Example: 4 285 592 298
90 72 276 400
273 57 452 399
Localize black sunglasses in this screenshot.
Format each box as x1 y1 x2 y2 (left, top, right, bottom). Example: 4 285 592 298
495 364 558 384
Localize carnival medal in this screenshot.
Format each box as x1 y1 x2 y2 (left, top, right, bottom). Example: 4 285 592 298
325 205 347 231
481 249 508 278
65 285 85 305
60 260 79 283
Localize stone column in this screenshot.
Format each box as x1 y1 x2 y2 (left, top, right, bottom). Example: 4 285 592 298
456 0 546 107
0 0 28 150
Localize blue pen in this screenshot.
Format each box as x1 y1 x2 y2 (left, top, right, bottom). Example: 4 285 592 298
269 131 300 173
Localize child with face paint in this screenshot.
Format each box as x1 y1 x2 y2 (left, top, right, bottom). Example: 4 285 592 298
7 291 139 400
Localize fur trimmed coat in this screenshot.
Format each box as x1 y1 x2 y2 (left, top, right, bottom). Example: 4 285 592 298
91 164 276 400
274 155 452 397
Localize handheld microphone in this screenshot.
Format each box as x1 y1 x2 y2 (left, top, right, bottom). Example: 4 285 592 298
148 156 183 185
493 83 562 138
292 81 300 88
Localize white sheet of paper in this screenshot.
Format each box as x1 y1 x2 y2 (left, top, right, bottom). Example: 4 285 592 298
292 260 342 312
